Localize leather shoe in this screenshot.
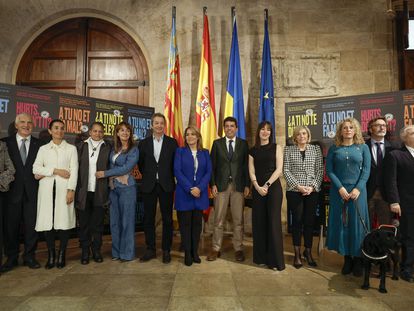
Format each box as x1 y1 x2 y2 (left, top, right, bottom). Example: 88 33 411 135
162 251 171 264
192 253 201 264
81 249 90 265
140 249 156 262
0 258 18 273
206 250 220 261
401 272 414 283
92 250 103 263
235 250 245 262
23 258 41 269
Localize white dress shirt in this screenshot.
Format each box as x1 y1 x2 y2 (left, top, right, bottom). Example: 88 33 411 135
225 136 236 152
406 145 414 158
370 139 385 165
86 138 104 192
16 133 30 156
153 135 164 179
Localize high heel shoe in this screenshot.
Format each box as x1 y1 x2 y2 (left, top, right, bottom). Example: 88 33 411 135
293 246 303 269
303 248 317 267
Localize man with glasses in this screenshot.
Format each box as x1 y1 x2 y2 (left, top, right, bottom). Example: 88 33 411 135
366 116 397 227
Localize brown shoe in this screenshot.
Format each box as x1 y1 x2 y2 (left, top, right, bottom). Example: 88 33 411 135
235 250 245 262
207 250 220 261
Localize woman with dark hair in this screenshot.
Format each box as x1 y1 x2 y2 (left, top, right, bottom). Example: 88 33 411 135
248 121 285 271
326 118 371 277
174 126 211 266
96 122 138 262
283 126 323 268
33 119 78 269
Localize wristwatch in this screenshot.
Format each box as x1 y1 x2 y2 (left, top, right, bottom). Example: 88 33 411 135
265 181 271 187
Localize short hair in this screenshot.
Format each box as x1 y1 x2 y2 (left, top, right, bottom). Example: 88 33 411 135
291 126 312 144
400 125 414 142
113 122 135 153
48 119 64 130
90 121 104 131
151 113 166 125
223 116 238 128
184 126 203 150
15 113 33 124
367 116 387 135
254 121 273 148
334 118 365 146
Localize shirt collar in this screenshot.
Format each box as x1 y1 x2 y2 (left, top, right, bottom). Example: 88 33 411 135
16 133 31 143
406 145 414 153
226 136 236 143
153 134 164 142
371 138 385 145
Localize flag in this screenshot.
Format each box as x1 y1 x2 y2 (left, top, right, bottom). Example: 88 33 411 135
196 13 217 151
223 16 245 139
258 14 275 141
164 10 184 146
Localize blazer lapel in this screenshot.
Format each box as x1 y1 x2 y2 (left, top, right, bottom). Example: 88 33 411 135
366 140 376 168
26 137 38 166
220 138 230 162
10 137 24 168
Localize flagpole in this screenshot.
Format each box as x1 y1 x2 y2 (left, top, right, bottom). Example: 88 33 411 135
231 6 235 25
203 6 207 16
172 6 176 19
264 8 268 21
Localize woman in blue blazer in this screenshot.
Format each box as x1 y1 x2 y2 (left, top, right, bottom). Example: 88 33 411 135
174 126 212 266
96 122 139 261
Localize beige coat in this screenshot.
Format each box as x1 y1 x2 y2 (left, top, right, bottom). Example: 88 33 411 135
33 140 78 231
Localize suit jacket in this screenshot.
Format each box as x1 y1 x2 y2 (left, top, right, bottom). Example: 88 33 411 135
366 139 397 199
384 146 414 214
138 135 178 193
174 147 212 211
210 137 249 192
75 140 112 210
0 141 15 192
2 135 41 203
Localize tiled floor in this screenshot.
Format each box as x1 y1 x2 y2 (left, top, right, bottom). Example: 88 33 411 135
0 233 413 310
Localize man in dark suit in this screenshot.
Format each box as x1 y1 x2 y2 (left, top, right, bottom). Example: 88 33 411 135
207 117 249 262
0 113 42 272
385 125 414 282
138 113 178 263
366 116 396 227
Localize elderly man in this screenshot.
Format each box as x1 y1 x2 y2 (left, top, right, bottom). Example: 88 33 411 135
385 125 414 283
1 113 42 272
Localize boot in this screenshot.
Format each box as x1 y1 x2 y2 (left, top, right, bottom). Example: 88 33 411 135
293 246 303 269
303 248 317 267
56 249 66 269
342 255 353 275
184 251 193 266
45 248 56 269
353 257 363 277
81 248 90 265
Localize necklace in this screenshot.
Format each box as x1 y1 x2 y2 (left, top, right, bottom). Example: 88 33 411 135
89 139 103 158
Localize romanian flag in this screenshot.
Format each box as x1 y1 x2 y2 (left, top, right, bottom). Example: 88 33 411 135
258 12 275 141
164 10 184 146
223 16 245 139
196 13 217 151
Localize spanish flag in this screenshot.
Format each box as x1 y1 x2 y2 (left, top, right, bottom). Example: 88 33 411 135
164 8 184 146
223 15 245 139
196 12 217 151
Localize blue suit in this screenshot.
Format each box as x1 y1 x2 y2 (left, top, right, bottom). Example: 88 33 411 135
105 146 139 261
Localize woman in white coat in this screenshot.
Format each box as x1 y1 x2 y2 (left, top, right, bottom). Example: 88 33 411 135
33 119 78 269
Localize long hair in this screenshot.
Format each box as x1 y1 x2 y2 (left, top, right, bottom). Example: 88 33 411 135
184 126 203 150
113 122 134 153
334 118 365 146
255 121 273 148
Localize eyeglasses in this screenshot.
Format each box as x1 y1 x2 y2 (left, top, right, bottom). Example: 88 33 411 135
371 124 387 128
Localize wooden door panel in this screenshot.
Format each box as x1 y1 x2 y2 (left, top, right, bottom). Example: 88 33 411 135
88 30 127 51
89 58 137 80
30 59 76 81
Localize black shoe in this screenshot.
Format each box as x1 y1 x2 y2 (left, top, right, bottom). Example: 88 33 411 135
184 252 192 266
352 257 363 277
0 258 18 273
45 249 56 269
56 249 66 269
303 249 317 267
401 271 414 283
192 253 201 264
81 249 89 265
293 246 303 269
342 255 353 275
23 258 41 269
92 250 103 263
162 251 171 264
140 249 156 262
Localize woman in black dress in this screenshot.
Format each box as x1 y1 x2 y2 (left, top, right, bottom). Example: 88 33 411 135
248 121 285 271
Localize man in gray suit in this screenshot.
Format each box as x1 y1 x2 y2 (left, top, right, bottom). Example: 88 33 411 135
207 117 249 262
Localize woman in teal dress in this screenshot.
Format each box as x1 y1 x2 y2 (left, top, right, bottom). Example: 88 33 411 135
326 118 371 277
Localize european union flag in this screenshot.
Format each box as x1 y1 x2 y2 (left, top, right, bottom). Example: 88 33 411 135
258 14 275 140
224 18 245 139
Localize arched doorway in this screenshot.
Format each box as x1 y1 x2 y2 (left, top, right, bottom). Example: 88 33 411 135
16 17 149 106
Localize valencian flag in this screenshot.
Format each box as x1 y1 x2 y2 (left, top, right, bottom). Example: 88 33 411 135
196 9 217 150
258 10 275 141
223 13 246 139
164 7 184 146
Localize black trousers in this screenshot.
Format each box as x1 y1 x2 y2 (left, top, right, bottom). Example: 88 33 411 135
4 189 38 261
286 191 319 248
401 211 414 275
142 183 173 251
78 192 105 251
177 210 202 255
252 180 285 270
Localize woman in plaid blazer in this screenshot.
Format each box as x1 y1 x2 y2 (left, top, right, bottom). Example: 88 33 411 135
283 126 323 268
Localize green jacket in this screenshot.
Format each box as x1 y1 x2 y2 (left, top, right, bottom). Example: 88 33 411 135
210 137 250 192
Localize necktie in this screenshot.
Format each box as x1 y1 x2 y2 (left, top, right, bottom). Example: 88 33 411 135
228 140 234 160
376 142 383 167
20 138 27 165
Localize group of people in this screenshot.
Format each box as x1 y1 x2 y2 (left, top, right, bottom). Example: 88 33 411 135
0 112 413 283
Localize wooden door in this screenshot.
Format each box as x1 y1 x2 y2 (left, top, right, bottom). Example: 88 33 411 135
16 18 149 106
